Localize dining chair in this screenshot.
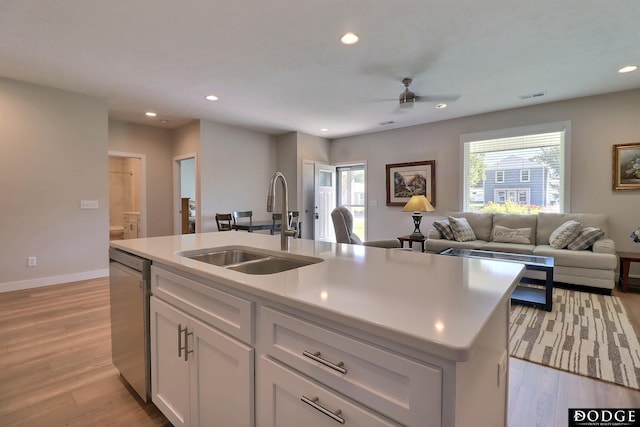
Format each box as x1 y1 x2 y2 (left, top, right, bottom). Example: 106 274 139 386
232 210 253 232
215 213 232 231
271 213 284 235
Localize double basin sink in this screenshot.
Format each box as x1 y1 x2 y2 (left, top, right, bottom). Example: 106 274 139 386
178 246 322 275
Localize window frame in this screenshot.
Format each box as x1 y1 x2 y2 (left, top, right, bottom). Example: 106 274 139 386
520 169 530 182
460 121 571 212
336 162 368 240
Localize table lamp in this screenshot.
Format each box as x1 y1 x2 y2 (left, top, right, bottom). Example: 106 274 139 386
401 195 435 237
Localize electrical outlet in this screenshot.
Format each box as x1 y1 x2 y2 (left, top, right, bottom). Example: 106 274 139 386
28 256 37 267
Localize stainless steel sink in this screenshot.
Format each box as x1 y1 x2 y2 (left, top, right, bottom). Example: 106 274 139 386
226 257 318 275
185 248 268 266
178 246 322 274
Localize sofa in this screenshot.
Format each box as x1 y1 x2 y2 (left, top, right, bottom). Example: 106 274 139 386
425 211 618 292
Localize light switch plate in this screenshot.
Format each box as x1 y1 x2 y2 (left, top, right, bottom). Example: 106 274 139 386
80 200 99 209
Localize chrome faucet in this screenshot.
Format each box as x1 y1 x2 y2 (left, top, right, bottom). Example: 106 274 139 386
267 172 297 250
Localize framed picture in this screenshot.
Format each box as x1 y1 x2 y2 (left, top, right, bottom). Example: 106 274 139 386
386 160 436 206
613 142 640 191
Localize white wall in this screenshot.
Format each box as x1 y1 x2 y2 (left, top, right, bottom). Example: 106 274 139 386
108 120 174 237
0 78 109 290
331 89 640 251
199 120 277 232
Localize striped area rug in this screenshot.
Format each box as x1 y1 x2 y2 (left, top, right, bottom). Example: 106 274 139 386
510 288 640 389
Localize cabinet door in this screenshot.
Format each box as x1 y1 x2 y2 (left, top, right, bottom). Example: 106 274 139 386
258 356 400 427
150 297 190 427
190 317 254 427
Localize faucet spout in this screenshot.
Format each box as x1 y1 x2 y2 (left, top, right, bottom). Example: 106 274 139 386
267 172 296 250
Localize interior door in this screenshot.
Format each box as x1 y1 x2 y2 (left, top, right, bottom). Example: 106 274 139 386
314 163 336 242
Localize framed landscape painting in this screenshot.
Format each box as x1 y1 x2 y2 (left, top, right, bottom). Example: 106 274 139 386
613 142 640 191
386 160 436 206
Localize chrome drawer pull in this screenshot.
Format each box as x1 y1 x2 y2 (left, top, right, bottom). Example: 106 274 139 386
178 324 187 358
184 330 194 362
301 396 345 424
303 351 347 374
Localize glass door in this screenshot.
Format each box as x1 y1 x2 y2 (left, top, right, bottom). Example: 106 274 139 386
336 164 366 240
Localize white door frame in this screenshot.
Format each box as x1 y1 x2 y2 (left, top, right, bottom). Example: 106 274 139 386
173 153 199 234
108 150 147 237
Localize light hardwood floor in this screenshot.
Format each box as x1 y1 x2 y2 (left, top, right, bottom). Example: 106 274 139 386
1 278 639 427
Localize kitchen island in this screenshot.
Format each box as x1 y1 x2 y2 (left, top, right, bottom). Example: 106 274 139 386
111 231 524 427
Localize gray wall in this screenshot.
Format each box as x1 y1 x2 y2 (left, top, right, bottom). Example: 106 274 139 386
331 89 640 255
0 78 109 290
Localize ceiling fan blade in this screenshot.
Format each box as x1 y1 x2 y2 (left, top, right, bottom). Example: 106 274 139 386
416 94 461 103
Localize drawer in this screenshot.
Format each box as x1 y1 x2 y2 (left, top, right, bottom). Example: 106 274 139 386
151 265 254 344
259 307 441 427
258 356 401 427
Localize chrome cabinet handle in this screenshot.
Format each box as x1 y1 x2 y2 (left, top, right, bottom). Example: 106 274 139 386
301 396 344 424
303 351 347 375
184 330 194 361
178 324 186 358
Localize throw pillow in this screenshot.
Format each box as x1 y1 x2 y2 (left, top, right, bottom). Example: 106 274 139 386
448 216 477 242
567 227 605 250
491 225 531 244
432 220 455 240
549 220 582 249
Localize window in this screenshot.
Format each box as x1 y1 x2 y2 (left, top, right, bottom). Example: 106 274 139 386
462 122 569 213
336 164 366 240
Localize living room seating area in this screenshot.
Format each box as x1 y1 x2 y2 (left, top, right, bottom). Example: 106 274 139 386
425 211 618 292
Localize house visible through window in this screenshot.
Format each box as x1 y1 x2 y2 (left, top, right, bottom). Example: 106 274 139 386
461 122 569 213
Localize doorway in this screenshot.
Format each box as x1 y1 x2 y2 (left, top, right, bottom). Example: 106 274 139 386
108 152 146 240
173 154 197 235
302 160 336 241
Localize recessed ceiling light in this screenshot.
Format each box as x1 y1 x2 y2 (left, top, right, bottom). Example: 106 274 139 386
320 128 329 132
145 112 157 117
340 32 359 45
435 103 447 109
205 94 219 101
619 65 638 74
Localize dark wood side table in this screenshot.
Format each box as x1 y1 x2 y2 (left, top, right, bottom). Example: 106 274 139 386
618 251 640 292
397 235 427 252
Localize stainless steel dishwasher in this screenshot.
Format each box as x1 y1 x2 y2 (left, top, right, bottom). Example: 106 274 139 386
108 248 151 402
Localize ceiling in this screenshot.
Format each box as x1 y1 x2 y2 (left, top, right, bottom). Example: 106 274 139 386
1 1 639 139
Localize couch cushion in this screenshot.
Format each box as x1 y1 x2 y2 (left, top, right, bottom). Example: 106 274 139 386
432 220 454 240
549 220 582 249
445 211 493 241
492 213 537 245
491 225 532 244
448 216 477 242
537 213 609 244
425 239 488 253
567 227 605 251
533 245 617 270
480 242 535 254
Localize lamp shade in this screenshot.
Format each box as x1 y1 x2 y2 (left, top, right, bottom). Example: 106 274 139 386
401 195 435 213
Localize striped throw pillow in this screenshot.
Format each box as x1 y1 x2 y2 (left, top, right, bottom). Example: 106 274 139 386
448 216 477 242
432 220 455 240
549 220 582 249
567 227 605 250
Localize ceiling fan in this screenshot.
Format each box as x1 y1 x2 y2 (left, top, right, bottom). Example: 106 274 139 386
397 77 460 107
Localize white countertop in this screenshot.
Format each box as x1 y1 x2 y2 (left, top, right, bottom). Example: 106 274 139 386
111 232 524 361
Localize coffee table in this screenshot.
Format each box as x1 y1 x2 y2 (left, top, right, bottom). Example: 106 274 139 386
440 248 554 311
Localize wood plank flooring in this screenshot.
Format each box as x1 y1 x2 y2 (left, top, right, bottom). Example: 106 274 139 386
0 278 168 427
1 278 639 426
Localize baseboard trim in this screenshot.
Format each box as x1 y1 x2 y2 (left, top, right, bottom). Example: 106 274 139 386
0 269 109 293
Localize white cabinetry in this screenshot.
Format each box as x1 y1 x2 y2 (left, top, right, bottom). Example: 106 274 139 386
150 266 254 427
257 306 442 427
123 212 140 239
259 356 400 426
